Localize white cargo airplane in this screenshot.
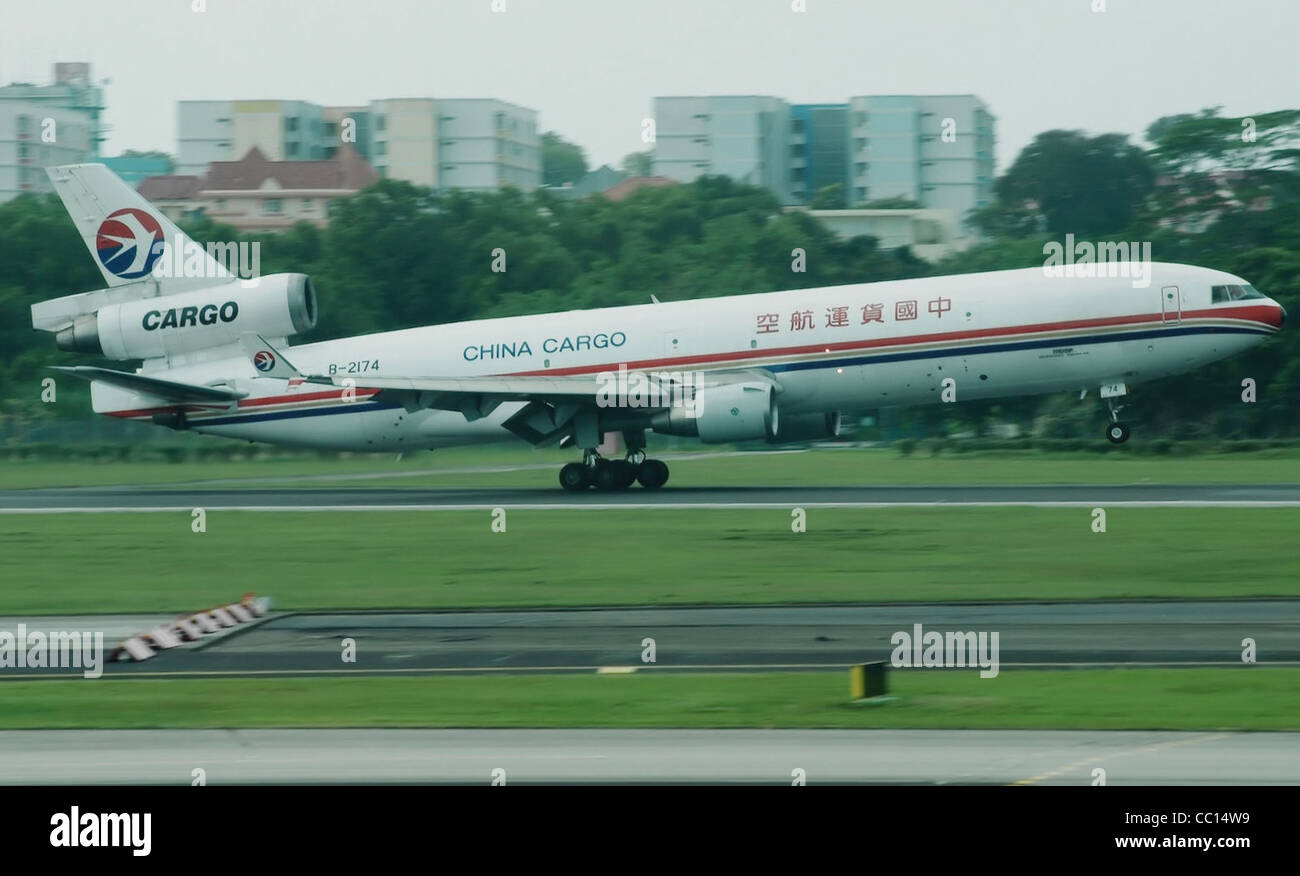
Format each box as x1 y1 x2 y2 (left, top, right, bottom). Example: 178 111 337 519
31 164 1286 490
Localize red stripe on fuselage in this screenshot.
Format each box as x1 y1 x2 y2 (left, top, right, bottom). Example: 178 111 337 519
103 388 379 419
502 304 1279 377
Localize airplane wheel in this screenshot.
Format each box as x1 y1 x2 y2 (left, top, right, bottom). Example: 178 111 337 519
612 459 637 489
636 459 670 489
559 462 590 491
1106 422 1130 444
591 460 633 491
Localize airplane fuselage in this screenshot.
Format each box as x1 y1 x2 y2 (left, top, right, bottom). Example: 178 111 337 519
93 262 1284 451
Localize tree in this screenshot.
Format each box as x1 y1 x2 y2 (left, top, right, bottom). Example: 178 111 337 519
1147 107 1300 175
995 130 1154 236
541 131 589 187
1143 108 1300 227
620 151 653 176
810 183 846 210
119 149 174 170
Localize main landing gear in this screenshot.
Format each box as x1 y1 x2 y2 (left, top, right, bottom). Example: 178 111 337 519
559 448 671 492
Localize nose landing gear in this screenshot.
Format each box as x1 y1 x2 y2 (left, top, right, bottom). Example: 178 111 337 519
1105 397 1131 444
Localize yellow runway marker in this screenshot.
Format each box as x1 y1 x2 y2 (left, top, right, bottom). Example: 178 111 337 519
1013 732 1229 785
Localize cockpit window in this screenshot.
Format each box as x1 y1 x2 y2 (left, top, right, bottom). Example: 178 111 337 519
1212 284 1267 303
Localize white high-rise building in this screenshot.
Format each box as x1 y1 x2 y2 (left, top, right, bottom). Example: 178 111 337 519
652 93 996 219
368 98 438 187
847 94 995 216
652 96 792 204
435 98 539 191
178 96 539 192
0 63 103 203
177 100 328 175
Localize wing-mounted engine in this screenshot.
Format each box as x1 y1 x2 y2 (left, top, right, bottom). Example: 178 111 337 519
651 382 779 443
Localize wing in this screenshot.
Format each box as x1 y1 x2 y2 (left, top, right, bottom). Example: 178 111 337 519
322 369 779 445
239 335 778 446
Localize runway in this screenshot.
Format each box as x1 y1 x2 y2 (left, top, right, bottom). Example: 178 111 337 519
0 728 1294 784
2 482 1300 511
10 600 1294 679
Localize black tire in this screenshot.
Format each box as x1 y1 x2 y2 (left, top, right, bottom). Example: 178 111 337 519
1106 422 1130 444
636 458 670 489
559 462 590 491
591 460 627 491
612 459 637 489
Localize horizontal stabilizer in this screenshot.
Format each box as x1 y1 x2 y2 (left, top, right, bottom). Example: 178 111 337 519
50 366 247 403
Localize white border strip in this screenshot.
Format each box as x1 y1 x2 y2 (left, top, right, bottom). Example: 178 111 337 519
1 501 1299 513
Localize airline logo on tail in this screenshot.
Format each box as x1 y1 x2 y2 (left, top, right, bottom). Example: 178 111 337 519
252 350 277 372
96 208 164 279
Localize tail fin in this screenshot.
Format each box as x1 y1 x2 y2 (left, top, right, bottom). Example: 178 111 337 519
45 163 231 291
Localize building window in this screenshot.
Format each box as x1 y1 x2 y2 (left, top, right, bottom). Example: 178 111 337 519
287 142 299 156
265 199 283 214
286 117 299 132
376 115 386 131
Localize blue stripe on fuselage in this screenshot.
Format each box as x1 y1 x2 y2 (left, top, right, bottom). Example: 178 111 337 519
767 324 1270 373
193 399 398 426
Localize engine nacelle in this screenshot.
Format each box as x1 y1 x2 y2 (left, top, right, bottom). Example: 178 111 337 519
766 411 841 444
56 273 317 359
651 382 778 443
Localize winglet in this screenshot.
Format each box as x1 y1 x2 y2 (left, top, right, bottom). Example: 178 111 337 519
239 333 301 379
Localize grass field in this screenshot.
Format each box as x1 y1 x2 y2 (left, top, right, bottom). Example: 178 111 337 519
3 445 1300 490
2 506 1297 613
2 669 1296 731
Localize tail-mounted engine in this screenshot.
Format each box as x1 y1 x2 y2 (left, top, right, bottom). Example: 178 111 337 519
50 274 317 360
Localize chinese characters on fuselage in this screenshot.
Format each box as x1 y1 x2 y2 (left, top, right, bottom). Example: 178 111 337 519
755 297 952 334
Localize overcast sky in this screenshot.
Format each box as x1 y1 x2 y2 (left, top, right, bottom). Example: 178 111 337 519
2 0 1295 171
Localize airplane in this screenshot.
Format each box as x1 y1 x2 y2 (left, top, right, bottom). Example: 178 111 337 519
30 163 1286 491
